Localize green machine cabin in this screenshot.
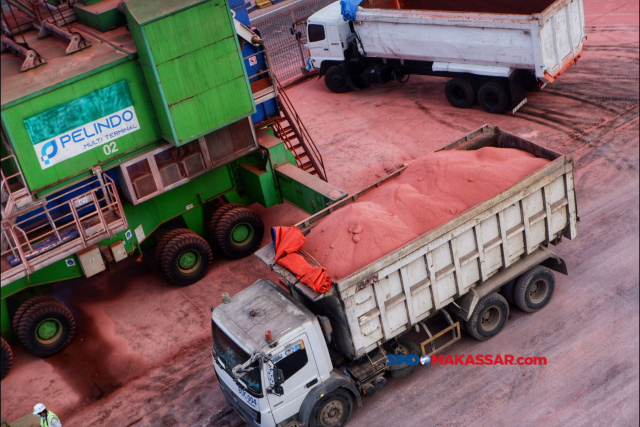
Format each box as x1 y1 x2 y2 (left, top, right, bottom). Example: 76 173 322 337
0 0 345 380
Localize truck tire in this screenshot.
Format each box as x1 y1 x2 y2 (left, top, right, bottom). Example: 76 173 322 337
514 266 555 313
478 81 511 114
309 388 353 427
445 78 476 109
501 279 518 306
214 207 264 259
12 296 60 334
1 337 12 380
388 337 420 378
17 300 75 358
206 203 243 253
325 66 350 94
159 232 213 286
465 293 509 341
155 228 196 266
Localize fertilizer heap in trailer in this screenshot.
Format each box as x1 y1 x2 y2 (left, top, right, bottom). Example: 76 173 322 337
0 0 346 380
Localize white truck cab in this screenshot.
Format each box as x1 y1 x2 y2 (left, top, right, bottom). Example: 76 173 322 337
211 279 360 427
306 2 353 70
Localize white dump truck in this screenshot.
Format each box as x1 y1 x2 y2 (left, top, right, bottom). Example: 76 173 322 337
304 0 586 113
211 125 578 427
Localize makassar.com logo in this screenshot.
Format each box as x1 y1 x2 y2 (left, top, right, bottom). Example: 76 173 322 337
387 354 431 366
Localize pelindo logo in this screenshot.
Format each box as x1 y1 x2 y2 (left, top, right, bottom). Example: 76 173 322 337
40 141 58 166
32 107 140 169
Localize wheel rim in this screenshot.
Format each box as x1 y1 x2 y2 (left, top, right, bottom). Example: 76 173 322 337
320 399 345 426
231 222 255 247
483 91 500 109
330 74 344 88
177 249 202 273
451 86 466 102
529 279 549 304
480 306 502 331
35 318 63 345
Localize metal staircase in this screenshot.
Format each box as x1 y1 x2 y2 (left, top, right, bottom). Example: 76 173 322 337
272 75 327 182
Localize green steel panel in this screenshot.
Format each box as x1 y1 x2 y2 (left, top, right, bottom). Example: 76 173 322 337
156 37 241 105
125 0 206 25
170 78 254 142
2 61 159 192
124 0 254 146
74 3 127 32
143 1 232 65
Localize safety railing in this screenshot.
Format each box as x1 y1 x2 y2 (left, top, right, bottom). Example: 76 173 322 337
1 154 32 218
1 174 126 284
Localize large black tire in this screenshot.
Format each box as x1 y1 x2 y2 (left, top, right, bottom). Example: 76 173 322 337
309 388 354 427
324 66 350 94
388 337 420 378
465 293 509 341
445 78 476 109
159 233 213 286
155 228 196 266
501 279 518 306
214 207 264 259
514 266 556 313
206 203 243 253
478 80 511 114
12 296 60 334
17 301 75 358
1 337 13 380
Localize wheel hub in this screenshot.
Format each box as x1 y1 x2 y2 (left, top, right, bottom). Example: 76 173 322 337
481 306 501 331
231 223 254 247
320 400 345 426
529 279 548 303
177 250 201 273
35 318 62 344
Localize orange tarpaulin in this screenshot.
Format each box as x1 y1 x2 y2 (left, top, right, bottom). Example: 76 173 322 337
272 226 333 293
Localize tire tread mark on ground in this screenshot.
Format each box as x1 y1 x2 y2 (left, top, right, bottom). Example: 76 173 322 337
414 101 470 133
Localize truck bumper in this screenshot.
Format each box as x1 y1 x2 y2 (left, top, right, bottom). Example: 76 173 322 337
218 379 263 427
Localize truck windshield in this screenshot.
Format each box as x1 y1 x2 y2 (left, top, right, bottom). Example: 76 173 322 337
212 320 262 395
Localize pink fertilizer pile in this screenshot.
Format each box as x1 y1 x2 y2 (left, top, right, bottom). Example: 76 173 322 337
303 147 550 280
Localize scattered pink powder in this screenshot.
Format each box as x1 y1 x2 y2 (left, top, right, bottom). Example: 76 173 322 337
303 147 550 280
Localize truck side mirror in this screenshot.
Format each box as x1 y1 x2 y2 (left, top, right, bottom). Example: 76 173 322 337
295 31 302 41
274 368 285 386
290 23 295 35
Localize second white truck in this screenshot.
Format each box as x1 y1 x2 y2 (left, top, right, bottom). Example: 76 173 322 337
211 125 578 427
304 0 586 113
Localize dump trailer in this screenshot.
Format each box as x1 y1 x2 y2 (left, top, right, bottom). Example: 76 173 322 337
0 0 346 380
211 125 578 427
304 0 586 113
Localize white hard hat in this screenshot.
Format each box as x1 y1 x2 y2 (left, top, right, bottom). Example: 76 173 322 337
33 403 46 415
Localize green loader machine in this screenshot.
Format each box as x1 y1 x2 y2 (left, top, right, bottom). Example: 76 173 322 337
0 0 346 380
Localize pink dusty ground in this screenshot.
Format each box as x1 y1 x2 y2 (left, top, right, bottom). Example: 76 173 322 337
304 148 549 279
1 0 638 425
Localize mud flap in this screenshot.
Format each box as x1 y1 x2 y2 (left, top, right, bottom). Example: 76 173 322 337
508 71 527 114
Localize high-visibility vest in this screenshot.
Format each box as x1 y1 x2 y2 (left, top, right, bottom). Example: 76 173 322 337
40 411 60 427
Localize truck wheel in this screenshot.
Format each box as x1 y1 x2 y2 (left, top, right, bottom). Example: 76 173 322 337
388 337 420 378
478 81 511 114
155 228 196 266
17 301 75 358
159 232 213 286
465 293 509 341
445 78 476 108
206 203 243 253
514 266 555 313
12 296 60 334
1 337 13 380
214 207 264 259
501 279 517 306
309 388 353 427
325 66 350 94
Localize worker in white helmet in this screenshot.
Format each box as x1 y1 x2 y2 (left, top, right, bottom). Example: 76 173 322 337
33 403 62 427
